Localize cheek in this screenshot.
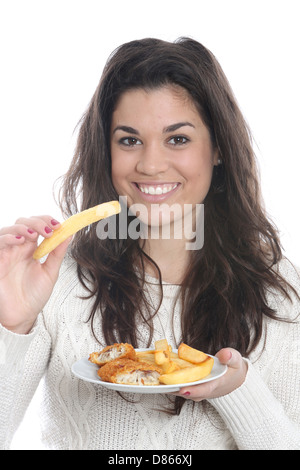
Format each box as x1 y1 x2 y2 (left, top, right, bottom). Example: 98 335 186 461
111 160 118 186
111 148 136 185
183 155 215 202
183 153 214 182
111 155 126 190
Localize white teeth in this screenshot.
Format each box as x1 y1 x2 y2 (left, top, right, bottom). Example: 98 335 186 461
138 184 178 195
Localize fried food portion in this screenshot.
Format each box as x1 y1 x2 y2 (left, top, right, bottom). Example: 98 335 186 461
169 352 195 369
178 343 208 364
136 351 157 364
90 339 214 386
98 358 163 385
33 200 121 260
135 340 213 385
137 350 191 372
159 356 214 385
89 343 136 366
154 338 171 365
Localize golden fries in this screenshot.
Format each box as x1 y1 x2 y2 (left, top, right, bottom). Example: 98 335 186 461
178 343 208 364
155 339 169 351
154 339 171 365
33 200 121 260
159 357 214 385
134 339 214 385
135 352 157 364
161 360 181 374
169 354 195 369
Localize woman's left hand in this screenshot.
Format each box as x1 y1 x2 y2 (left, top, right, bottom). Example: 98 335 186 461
172 348 248 401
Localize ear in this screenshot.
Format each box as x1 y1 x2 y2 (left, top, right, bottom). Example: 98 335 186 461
213 148 221 166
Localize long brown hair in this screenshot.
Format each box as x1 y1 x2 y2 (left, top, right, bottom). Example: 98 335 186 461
59 38 297 412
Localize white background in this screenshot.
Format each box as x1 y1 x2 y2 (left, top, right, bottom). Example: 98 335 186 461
0 0 299 450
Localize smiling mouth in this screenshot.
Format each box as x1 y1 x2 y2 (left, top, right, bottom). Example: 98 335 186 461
135 183 179 195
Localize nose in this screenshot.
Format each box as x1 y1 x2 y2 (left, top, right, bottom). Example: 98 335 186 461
135 143 169 176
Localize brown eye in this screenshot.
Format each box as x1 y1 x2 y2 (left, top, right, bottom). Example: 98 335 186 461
120 137 142 146
169 136 189 145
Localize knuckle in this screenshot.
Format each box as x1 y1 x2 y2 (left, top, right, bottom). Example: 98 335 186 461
14 217 25 224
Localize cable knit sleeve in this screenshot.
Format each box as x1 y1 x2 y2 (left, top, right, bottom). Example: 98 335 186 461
208 260 300 450
0 315 51 449
208 357 300 449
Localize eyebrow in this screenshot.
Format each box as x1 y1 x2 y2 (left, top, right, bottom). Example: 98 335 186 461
112 122 195 135
112 125 140 135
163 122 195 133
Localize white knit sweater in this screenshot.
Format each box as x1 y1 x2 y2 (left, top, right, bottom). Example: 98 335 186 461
1 256 300 450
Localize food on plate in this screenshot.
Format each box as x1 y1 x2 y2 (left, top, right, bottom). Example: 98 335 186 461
136 350 194 369
169 353 195 369
154 338 171 365
89 343 136 366
178 343 208 364
135 351 157 364
160 360 181 374
33 200 121 260
89 338 215 386
159 356 214 385
98 358 163 385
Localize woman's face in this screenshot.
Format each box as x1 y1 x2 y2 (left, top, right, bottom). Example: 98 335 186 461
110 85 218 232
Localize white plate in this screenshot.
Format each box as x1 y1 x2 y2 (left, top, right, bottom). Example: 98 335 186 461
71 350 227 393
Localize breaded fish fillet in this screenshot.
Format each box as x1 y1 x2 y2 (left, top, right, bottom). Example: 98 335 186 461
98 358 163 386
89 343 136 366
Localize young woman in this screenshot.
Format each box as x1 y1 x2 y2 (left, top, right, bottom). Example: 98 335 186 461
0 38 299 450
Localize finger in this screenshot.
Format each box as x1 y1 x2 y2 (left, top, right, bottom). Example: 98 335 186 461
14 217 61 238
0 233 26 249
174 380 216 401
15 215 60 226
0 224 39 240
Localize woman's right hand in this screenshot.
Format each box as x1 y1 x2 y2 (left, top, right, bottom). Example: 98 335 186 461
0 216 71 334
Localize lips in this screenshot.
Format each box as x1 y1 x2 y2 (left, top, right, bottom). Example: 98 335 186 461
135 183 179 195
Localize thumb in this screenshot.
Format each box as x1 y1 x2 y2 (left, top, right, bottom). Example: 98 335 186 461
42 236 72 279
215 348 243 370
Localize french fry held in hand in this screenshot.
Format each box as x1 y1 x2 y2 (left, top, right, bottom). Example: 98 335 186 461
159 356 214 385
33 200 121 260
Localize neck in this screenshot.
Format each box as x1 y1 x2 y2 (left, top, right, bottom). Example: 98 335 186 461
136 206 203 284
140 236 190 285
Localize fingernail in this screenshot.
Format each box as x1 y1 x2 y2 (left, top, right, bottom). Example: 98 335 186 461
183 392 190 397
51 219 60 226
16 236 22 239
45 226 52 234
27 229 35 234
